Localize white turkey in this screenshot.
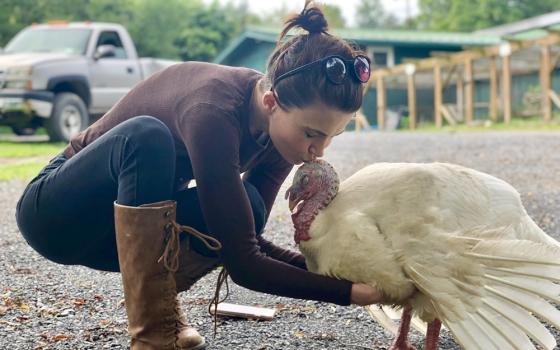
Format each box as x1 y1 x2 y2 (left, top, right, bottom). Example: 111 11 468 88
285 159 560 350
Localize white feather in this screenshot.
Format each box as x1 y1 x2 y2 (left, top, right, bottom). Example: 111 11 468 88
298 162 560 349
364 305 399 335
484 295 556 350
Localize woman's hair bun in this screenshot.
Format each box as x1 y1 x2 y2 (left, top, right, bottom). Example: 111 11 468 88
280 1 329 40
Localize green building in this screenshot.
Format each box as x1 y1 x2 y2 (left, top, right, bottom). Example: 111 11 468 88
215 14 560 127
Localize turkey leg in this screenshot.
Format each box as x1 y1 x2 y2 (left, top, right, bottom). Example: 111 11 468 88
389 305 416 350
424 319 442 350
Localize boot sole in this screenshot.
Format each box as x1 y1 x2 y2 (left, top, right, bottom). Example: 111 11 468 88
187 340 206 350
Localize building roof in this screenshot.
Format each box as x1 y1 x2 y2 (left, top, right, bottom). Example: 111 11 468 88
476 11 560 36
215 26 502 64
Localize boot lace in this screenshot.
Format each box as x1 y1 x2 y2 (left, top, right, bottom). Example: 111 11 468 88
159 220 222 349
208 267 230 338
159 221 222 273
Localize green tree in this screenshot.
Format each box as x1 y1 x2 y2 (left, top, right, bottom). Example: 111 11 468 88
415 0 560 31
125 0 202 59
320 4 346 28
0 0 47 46
0 0 134 47
258 3 296 28
175 1 245 61
0 0 244 61
355 0 399 29
256 3 347 30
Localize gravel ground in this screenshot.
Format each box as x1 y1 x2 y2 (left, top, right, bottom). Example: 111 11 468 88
1 131 559 350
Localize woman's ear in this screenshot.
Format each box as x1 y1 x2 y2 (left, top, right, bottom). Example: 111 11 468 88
262 91 277 114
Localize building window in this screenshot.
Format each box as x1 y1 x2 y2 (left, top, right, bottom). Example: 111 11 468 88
367 46 394 68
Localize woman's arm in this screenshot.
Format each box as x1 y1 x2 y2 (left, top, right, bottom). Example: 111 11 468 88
257 235 307 270
180 104 351 305
242 149 307 270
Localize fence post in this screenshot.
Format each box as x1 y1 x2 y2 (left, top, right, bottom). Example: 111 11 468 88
465 58 474 124
541 45 552 122
499 42 512 124
406 64 417 130
489 56 498 122
434 63 442 128
376 77 386 130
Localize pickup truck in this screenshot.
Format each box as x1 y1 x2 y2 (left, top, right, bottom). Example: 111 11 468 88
0 21 181 141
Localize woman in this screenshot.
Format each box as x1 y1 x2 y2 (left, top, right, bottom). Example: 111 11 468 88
16 2 383 349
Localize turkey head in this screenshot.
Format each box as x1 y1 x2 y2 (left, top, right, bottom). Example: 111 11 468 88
285 159 339 244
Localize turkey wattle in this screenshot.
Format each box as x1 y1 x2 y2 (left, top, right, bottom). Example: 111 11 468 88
285 159 560 350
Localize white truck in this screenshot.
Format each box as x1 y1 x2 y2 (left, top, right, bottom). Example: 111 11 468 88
0 21 181 141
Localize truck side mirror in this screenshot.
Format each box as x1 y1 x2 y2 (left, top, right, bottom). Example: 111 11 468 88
94 45 116 60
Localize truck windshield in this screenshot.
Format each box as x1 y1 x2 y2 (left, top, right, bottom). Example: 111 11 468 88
4 28 92 55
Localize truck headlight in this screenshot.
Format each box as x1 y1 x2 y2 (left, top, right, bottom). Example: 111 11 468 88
4 65 33 89
6 65 32 77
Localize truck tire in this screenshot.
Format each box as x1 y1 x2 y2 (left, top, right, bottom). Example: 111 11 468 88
46 92 89 142
11 126 37 136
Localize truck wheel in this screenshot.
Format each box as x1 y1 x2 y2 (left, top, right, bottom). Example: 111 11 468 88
46 93 89 142
11 126 37 136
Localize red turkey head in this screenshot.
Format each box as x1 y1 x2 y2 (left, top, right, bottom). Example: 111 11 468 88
285 159 340 244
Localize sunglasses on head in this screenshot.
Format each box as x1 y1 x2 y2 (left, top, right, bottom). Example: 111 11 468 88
273 54 371 87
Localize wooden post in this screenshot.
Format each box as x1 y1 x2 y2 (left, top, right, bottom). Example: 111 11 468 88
434 64 442 128
464 58 474 125
377 77 386 130
407 73 417 130
551 90 560 109
541 45 552 122
489 56 498 122
502 55 512 124
441 105 457 126
354 111 370 131
456 68 464 122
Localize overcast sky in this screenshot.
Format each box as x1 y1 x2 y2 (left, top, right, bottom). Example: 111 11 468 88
204 0 419 26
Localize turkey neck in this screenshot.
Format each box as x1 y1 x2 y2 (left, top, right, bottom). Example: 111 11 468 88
292 188 336 244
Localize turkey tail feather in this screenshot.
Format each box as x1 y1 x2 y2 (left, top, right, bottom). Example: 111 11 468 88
484 295 555 350
364 305 399 335
364 305 429 335
405 235 560 350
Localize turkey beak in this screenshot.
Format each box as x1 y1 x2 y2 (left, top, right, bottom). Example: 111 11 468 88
285 186 301 212
289 197 299 212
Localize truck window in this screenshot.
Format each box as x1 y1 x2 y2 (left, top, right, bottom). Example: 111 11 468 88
96 31 127 59
4 28 92 55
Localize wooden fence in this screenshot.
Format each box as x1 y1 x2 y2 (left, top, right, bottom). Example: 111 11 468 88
357 31 560 130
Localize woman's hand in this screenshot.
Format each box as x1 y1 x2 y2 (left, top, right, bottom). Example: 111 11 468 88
350 283 384 306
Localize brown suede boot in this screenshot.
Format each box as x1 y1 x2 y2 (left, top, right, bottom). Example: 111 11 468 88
175 239 221 293
174 227 222 346
115 200 219 350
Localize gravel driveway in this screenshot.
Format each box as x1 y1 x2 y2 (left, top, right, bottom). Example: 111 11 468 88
1 131 559 350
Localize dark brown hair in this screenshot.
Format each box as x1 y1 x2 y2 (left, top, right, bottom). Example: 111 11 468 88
262 0 365 113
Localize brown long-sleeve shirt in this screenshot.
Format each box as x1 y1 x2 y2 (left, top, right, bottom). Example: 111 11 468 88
64 61 352 305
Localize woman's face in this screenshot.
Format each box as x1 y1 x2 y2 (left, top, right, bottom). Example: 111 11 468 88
267 100 354 165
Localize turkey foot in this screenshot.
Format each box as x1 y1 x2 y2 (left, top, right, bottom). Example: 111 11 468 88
424 319 442 350
388 305 417 350
389 340 416 350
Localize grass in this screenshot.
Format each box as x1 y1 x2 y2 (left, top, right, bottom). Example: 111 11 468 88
0 162 47 181
403 114 560 132
0 141 65 158
1 114 559 182
0 126 47 135
0 140 65 181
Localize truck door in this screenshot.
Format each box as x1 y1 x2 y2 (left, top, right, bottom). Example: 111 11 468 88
89 30 142 113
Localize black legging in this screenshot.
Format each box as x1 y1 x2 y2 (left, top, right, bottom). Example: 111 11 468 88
15 116 265 272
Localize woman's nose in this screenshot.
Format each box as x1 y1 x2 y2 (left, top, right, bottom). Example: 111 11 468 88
309 144 324 159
